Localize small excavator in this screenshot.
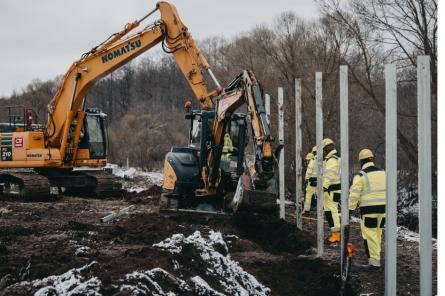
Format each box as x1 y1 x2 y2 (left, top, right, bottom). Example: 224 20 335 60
0 1 279 215
160 70 279 215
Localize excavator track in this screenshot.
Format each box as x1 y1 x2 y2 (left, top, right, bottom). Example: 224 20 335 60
37 169 124 198
0 169 123 201
0 170 52 201
80 170 124 198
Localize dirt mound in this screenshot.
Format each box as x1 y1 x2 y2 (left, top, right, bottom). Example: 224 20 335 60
0 192 358 296
233 212 315 254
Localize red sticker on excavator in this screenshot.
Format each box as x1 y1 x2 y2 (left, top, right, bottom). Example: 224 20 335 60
14 137 23 148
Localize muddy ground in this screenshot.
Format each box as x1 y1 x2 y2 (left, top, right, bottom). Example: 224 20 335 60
0 176 437 295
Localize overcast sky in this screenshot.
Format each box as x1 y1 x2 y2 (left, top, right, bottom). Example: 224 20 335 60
0 0 318 97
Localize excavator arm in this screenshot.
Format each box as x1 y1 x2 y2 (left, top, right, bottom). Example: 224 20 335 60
45 1 221 164
197 70 275 196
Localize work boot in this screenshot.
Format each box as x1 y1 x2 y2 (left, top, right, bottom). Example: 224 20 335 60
327 231 340 243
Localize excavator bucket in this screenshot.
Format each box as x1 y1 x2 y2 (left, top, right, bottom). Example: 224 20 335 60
226 175 278 214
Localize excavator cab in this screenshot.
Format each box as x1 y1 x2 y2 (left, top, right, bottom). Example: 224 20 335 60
78 108 109 160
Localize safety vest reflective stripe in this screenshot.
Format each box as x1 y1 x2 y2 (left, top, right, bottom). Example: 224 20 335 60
359 170 385 194
325 177 340 182
360 197 386 206
324 169 340 177
349 196 360 202
350 188 362 194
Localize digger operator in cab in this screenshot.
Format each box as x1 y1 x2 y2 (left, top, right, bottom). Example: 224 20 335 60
303 146 318 214
322 138 341 243
349 149 386 268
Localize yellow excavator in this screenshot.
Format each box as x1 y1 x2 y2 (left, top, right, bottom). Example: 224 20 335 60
0 1 278 214
0 2 221 200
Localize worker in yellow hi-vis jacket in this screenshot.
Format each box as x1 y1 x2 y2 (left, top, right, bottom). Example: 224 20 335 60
322 138 341 243
303 146 318 213
349 148 386 268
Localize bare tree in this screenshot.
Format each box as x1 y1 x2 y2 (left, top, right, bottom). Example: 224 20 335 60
350 0 437 90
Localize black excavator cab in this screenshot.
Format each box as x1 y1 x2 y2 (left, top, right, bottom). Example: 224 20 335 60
78 108 109 160
160 108 247 213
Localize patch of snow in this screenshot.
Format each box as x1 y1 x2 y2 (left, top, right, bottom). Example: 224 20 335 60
69 240 93 256
190 276 225 296
397 226 437 248
154 230 271 296
75 246 92 256
0 207 11 215
112 166 163 186
126 186 153 193
119 267 190 296
32 262 101 296
153 233 185 254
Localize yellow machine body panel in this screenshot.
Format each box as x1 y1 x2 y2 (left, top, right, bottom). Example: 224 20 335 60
0 131 62 167
162 160 177 190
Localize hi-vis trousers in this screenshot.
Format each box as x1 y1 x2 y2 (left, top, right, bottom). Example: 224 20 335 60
324 190 340 232
304 185 317 212
360 212 385 266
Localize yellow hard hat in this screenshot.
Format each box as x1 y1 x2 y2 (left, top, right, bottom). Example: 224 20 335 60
359 149 374 160
306 152 314 160
322 138 334 148
311 146 317 153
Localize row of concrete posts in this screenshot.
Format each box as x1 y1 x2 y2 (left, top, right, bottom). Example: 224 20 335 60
268 56 433 296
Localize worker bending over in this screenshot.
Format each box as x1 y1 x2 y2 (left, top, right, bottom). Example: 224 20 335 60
322 138 341 243
349 149 386 268
303 146 318 213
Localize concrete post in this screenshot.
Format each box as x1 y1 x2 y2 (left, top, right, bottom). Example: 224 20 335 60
278 87 285 220
385 64 397 296
418 55 432 296
315 72 324 256
339 65 349 270
295 79 303 230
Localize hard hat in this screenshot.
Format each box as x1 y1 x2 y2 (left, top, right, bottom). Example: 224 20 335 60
306 152 314 160
311 146 317 153
359 149 374 160
322 138 334 148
